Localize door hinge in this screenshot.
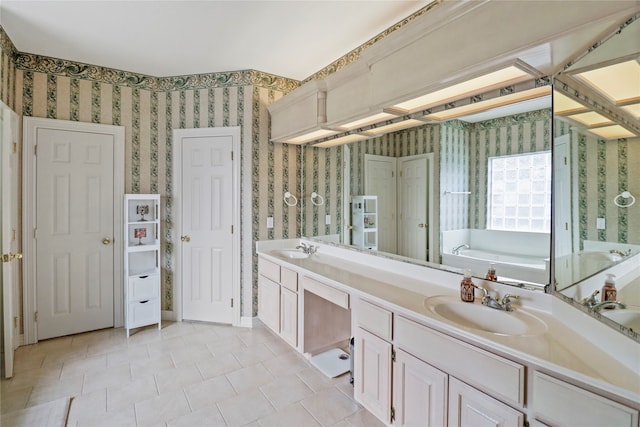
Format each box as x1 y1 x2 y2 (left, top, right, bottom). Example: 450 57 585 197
12 229 16 242
391 349 396 362
231 151 234 161
34 311 38 322
34 144 37 156
14 316 18 329
230 298 234 308
391 171 394 178
231 225 234 234
12 142 17 153
390 407 395 422
564 156 567 165
34 228 38 239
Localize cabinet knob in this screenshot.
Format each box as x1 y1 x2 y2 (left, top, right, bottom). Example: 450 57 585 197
181 235 191 242
102 238 111 245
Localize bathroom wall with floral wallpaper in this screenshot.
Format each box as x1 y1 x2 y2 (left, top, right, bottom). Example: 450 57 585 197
0 25 303 318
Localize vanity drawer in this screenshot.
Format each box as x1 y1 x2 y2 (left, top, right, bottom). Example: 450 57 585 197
395 316 525 406
258 257 280 283
533 372 638 427
302 277 349 309
128 274 159 301
128 298 159 328
281 267 298 292
356 299 392 341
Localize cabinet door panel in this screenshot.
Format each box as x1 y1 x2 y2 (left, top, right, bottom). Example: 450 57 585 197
280 287 298 347
354 327 391 424
393 349 448 427
258 275 280 333
449 377 523 427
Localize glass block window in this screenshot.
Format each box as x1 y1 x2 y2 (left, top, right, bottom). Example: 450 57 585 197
487 151 551 233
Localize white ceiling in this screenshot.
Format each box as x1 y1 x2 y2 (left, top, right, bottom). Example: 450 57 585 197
0 0 430 81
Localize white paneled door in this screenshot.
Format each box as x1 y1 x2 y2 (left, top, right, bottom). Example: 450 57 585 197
177 128 238 324
35 127 116 340
364 154 397 254
398 155 429 260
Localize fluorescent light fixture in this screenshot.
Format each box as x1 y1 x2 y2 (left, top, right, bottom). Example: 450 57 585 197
622 103 640 119
588 125 636 139
361 119 425 137
566 111 613 128
313 134 368 148
575 60 640 105
388 65 534 114
336 112 398 131
284 129 339 145
425 87 550 121
553 91 588 115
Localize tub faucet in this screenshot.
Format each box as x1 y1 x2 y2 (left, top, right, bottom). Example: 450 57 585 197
610 249 630 257
452 244 469 255
591 301 626 312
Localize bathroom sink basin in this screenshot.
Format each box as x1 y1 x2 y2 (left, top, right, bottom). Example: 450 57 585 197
274 249 310 259
601 309 640 331
424 296 547 336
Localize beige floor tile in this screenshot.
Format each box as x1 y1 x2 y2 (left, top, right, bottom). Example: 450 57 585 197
197 353 242 380
131 354 174 379
12 351 46 373
40 346 88 369
205 335 247 357
180 329 221 347
232 343 277 367
257 402 321 427
154 363 203 395
61 354 107 379
80 403 137 427
106 343 150 367
344 408 386 427
262 350 310 377
261 336 296 356
235 327 278 347
260 373 314 410
82 363 132 394
300 387 361 426
107 376 158 412
167 404 227 426
146 336 186 354
170 342 214 365
26 373 84 406
217 389 275 427
7 365 63 390
296 367 342 393
134 389 191 426
184 375 236 411
225 363 274 394
66 388 107 426
160 321 197 339
0 385 32 414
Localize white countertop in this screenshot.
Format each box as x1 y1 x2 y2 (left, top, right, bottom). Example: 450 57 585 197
256 239 640 405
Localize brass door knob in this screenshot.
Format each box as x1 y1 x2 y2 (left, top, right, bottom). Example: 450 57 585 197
102 238 111 245
11 253 22 260
418 223 427 228
181 235 191 242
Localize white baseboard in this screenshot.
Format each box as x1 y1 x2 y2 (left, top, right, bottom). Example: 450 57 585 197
240 316 256 328
161 310 178 322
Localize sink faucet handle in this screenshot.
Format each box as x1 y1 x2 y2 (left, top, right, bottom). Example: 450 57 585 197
580 290 600 307
501 294 519 311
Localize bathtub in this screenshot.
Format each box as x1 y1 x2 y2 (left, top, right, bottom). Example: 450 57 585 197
441 248 550 284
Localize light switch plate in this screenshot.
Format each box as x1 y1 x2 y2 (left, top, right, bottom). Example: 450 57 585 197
325 214 331 225
596 217 605 229
267 217 274 229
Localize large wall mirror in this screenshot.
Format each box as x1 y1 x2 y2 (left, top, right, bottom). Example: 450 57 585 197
301 91 553 290
552 16 640 335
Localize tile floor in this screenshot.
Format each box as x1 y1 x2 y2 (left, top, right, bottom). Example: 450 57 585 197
1 321 384 427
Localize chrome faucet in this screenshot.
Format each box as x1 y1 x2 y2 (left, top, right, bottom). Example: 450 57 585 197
451 244 469 255
296 242 317 255
580 290 600 308
477 287 518 311
610 249 631 257
591 301 626 312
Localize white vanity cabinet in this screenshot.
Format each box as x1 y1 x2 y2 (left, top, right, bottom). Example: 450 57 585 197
354 299 393 424
257 256 299 347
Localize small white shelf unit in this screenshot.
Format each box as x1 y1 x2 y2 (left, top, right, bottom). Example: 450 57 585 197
352 195 378 250
124 194 161 336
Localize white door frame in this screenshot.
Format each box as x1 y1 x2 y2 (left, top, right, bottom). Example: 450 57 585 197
23 117 124 344
172 127 241 326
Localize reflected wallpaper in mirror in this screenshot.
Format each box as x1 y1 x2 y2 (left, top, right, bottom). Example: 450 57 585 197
302 104 553 288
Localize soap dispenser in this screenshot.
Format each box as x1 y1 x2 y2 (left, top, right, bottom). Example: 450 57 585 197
601 274 617 306
486 263 497 281
460 269 476 303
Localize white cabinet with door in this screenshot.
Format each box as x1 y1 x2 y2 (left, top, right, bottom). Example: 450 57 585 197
124 194 161 336
258 256 299 348
351 195 378 250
